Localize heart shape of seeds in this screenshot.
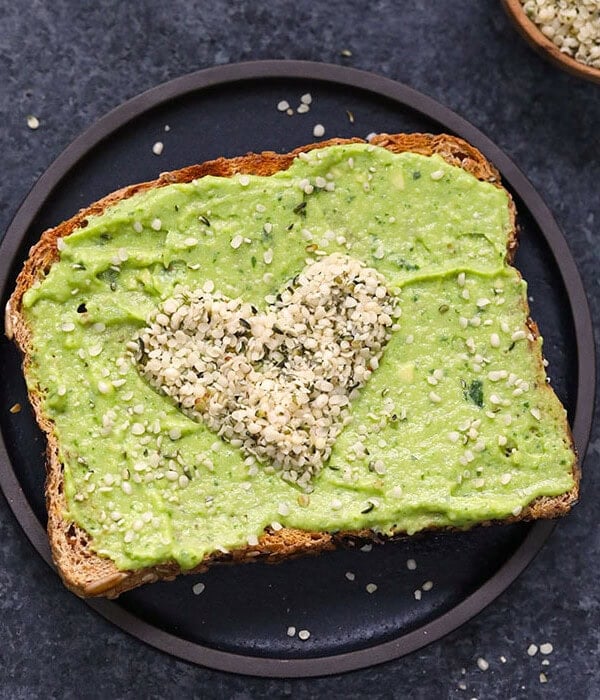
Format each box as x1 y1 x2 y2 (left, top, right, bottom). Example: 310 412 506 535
134 253 399 488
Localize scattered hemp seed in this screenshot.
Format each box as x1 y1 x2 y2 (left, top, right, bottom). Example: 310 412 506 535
287 626 296 637
476 657 489 671
192 582 205 595
313 123 325 138
365 583 378 594
152 141 164 156
345 571 356 581
277 100 290 112
527 644 539 656
406 558 417 570
340 49 353 57
540 642 553 655
26 115 40 130
298 629 311 641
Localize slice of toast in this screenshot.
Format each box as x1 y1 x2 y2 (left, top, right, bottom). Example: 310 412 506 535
5 133 579 598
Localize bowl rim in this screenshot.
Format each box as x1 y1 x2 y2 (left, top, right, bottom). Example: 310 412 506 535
502 0 600 84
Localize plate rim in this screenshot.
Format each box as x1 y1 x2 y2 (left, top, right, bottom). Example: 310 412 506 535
0 59 595 678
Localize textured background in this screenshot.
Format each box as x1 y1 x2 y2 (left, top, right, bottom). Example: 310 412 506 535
0 1 599 698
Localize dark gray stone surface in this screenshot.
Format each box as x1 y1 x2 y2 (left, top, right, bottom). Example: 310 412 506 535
0 1 598 698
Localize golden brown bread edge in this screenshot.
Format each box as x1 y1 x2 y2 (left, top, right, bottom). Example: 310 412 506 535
5 133 580 598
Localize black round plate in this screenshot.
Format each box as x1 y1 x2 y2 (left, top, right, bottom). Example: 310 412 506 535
0 61 594 677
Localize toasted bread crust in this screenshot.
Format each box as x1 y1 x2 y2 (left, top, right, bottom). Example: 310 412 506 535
6 133 579 598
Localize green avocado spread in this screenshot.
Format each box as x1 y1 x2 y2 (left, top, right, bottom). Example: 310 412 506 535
22 144 576 570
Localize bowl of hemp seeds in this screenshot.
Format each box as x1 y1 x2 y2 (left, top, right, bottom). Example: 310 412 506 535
502 0 600 83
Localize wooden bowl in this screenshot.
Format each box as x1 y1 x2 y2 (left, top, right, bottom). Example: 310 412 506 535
502 0 600 84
